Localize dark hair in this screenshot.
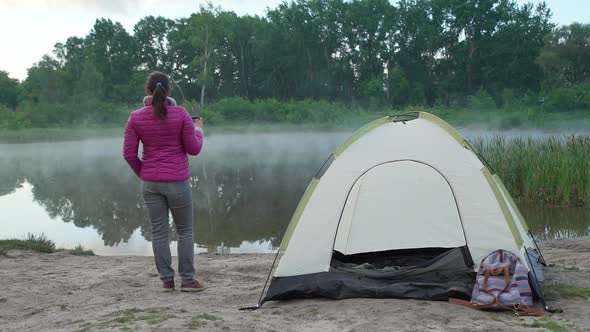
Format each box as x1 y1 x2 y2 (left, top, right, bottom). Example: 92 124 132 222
146 71 170 119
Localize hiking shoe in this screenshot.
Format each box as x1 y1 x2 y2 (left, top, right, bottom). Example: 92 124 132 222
181 280 206 292
162 280 175 292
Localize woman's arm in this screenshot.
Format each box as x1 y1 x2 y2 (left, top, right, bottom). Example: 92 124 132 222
181 111 204 156
123 115 142 177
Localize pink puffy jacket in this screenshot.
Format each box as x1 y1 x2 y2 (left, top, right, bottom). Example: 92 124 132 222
123 97 204 181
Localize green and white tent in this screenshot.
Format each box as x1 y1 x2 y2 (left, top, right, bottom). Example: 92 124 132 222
262 112 545 303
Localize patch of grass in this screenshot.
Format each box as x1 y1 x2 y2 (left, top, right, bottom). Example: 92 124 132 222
307 307 320 316
484 312 501 320
187 313 221 330
187 317 206 330
0 235 97 256
78 307 174 331
69 245 95 256
108 307 169 317
196 313 220 321
0 233 55 254
79 319 127 331
525 318 568 332
140 313 176 325
545 284 590 300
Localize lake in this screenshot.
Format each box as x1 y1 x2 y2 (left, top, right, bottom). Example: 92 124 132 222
1 128 588 255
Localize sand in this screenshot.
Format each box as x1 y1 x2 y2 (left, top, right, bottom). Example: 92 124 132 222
1 237 589 332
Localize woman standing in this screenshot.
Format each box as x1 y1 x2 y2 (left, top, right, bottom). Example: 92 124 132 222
123 71 205 292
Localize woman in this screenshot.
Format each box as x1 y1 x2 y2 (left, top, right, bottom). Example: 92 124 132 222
123 71 205 292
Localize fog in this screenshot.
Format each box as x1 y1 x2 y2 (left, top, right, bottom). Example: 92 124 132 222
0 131 348 254
1 128 588 255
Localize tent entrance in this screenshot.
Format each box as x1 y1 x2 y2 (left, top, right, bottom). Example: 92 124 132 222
333 160 468 255
263 246 476 302
318 160 476 301
331 246 474 279
324 246 476 300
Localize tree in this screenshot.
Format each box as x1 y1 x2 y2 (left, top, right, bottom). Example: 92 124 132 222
393 0 445 105
85 19 139 102
133 16 176 72
186 7 226 108
538 23 590 87
484 2 553 101
54 37 85 83
21 55 67 104
342 0 395 101
0 70 19 109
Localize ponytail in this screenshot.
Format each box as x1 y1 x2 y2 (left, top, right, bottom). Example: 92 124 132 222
146 71 170 119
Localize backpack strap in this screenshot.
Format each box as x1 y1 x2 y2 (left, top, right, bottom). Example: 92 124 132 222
513 303 545 317
481 265 511 296
449 298 474 309
449 299 545 317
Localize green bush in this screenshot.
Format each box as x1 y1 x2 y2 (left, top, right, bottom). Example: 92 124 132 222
252 98 287 122
0 104 32 129
205 97 254 121
467 89 497 110
200 108 225 125
544 83 590 112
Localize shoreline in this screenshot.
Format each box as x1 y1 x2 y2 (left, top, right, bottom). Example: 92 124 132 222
1 237 589 331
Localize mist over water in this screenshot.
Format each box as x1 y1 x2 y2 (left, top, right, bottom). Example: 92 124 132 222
0 128 588 255
0 131 348 254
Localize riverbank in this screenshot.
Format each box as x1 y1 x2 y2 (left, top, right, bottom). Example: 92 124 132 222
2 107 590 144
0 124 350 144
1 237 589 331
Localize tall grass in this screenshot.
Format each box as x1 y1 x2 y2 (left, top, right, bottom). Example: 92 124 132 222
475 135 590 206
0 234 95 256
0 233 56 255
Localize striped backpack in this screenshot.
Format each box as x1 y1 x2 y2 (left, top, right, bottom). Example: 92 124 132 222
471 249 533 309
450 249 545 316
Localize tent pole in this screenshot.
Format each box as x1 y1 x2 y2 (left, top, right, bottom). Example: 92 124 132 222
529 231 547 267
239 249 281 311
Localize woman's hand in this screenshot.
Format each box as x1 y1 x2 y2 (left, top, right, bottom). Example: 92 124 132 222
193 117 204 129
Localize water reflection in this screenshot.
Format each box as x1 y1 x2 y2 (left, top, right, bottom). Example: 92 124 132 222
520 204 590 241
1 130 589 255
0 132 347 253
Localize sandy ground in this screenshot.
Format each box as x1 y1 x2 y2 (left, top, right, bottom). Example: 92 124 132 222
1 238 589 332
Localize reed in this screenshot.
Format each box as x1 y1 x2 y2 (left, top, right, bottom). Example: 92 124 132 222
474 135 590 206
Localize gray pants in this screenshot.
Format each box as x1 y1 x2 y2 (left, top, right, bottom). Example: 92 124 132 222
141 180 195 284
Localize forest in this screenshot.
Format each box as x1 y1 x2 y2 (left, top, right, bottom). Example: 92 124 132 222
1 0 589 129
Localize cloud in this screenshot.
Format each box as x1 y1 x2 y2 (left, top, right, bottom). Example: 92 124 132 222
1 0 140 14
1 0 279 16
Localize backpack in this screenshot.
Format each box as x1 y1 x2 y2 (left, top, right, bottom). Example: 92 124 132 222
449 249 543 316
471 249 533 308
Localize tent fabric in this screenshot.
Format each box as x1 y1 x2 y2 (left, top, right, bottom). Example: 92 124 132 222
525 247 546 303
333 161 466 254
265 112 542 303
264 248 475 302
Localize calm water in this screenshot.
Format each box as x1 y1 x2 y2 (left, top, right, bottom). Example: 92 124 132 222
1 129 588 255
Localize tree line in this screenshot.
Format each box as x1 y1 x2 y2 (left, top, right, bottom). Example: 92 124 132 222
1 0 590 128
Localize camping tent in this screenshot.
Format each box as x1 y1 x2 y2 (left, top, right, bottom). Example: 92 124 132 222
262 112 545 304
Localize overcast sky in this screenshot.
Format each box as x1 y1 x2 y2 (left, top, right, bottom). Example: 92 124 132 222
1 0 587 81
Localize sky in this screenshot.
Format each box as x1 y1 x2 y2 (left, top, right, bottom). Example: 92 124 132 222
0 0 587 81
